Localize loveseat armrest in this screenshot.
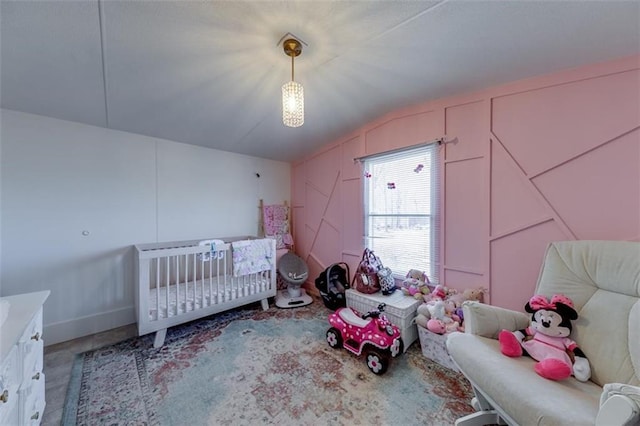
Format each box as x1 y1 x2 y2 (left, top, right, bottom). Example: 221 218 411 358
596 383 640 426
462 301 530 339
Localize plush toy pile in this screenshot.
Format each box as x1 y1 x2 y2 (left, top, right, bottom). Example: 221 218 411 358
411 281 487 334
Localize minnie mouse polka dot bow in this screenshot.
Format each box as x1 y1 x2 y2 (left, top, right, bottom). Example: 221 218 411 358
529 294 574 310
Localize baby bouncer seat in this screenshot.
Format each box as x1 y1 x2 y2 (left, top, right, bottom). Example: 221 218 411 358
276 252 312 308
261 200 312 308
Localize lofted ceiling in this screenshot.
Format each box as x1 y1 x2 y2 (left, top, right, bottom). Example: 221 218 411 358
1 0 639 162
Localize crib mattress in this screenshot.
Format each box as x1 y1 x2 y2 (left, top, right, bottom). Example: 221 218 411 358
148 277 270 320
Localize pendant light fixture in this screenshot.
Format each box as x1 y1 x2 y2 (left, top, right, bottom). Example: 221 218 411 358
282 38 304 128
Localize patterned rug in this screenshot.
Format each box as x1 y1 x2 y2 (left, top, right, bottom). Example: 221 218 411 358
62 297 474 425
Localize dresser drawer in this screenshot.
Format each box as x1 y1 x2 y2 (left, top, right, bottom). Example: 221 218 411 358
29 399 46 426
19 371 45 425
0 292 49 426
18 307 44 384
21 338 44 384
24 364 45 394
18 307 43 346
0 346 20 420
0 391 19 426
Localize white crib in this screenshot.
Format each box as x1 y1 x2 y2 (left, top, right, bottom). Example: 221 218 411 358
134 237 276 347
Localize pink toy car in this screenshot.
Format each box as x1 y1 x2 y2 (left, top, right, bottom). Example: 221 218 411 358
326 303 403 374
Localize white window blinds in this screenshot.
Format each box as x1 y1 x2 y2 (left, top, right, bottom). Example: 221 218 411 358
363 143 440 283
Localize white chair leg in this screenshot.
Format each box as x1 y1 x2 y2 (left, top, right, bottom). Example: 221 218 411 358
471 397 481 411
473 391 495 410
455 410 502 426
459 390 507 425
260 298 269 311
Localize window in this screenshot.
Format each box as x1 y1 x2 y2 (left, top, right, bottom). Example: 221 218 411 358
363 143 440 283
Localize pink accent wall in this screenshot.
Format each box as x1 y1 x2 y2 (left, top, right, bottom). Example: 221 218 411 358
293 55 640 311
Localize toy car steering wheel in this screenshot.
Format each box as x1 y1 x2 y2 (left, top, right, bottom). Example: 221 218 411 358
361 303 386 319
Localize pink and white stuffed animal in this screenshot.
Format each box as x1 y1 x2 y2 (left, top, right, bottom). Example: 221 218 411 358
499 294 591 382
401 269 430 300
421 284 447 303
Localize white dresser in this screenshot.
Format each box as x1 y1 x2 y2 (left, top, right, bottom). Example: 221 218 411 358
0 291 49 426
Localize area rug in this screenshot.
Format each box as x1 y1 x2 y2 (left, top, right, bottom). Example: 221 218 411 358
62 299 474 425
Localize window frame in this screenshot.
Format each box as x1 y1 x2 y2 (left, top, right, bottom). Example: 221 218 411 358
361 143 440 284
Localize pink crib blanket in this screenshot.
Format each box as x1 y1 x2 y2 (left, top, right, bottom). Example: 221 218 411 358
231 239 274 276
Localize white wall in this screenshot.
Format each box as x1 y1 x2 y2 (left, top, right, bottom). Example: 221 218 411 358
0 109 291 344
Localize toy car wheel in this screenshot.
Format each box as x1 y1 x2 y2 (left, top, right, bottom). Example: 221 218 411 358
390 338 404 357
326 327 343 349
365 349 389 375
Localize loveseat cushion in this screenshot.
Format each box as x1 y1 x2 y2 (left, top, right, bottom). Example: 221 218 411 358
447 332 603 426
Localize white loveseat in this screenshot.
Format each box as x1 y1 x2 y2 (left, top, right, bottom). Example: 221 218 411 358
447 240 640 425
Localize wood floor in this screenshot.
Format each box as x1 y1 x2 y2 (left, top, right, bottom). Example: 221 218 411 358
42 324 137 425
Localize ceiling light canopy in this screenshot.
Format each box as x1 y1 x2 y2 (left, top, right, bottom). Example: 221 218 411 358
282 38 304 128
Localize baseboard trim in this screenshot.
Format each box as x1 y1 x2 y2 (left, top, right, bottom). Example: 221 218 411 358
44 306 136 346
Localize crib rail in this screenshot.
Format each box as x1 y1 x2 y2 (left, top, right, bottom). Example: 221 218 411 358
134 238 276 339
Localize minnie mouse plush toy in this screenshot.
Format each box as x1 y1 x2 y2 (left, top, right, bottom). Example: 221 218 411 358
499 294 591 382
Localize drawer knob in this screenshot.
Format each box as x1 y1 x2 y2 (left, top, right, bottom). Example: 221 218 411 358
32 372 41 380
0 390 8 403
31 332 40 341
31 411 40 420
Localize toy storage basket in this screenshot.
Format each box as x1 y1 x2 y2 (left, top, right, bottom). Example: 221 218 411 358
345 289 421 351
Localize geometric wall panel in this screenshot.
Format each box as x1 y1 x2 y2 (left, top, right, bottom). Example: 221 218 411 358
324 175 341 230
342 136 362 180
490 139 549 237
299 146 342 267
295 56 640 306
532 129 640 241
444 158 485 272
305 254 324 295
305 184 327 234
304 224 316 264
292 206 305 253
490 220 567 311
292 163 305 207
493 69 640 176
305 146 340 196
310 220 341 268
365 110 440 155
445 100 485 162
342 179 362 253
